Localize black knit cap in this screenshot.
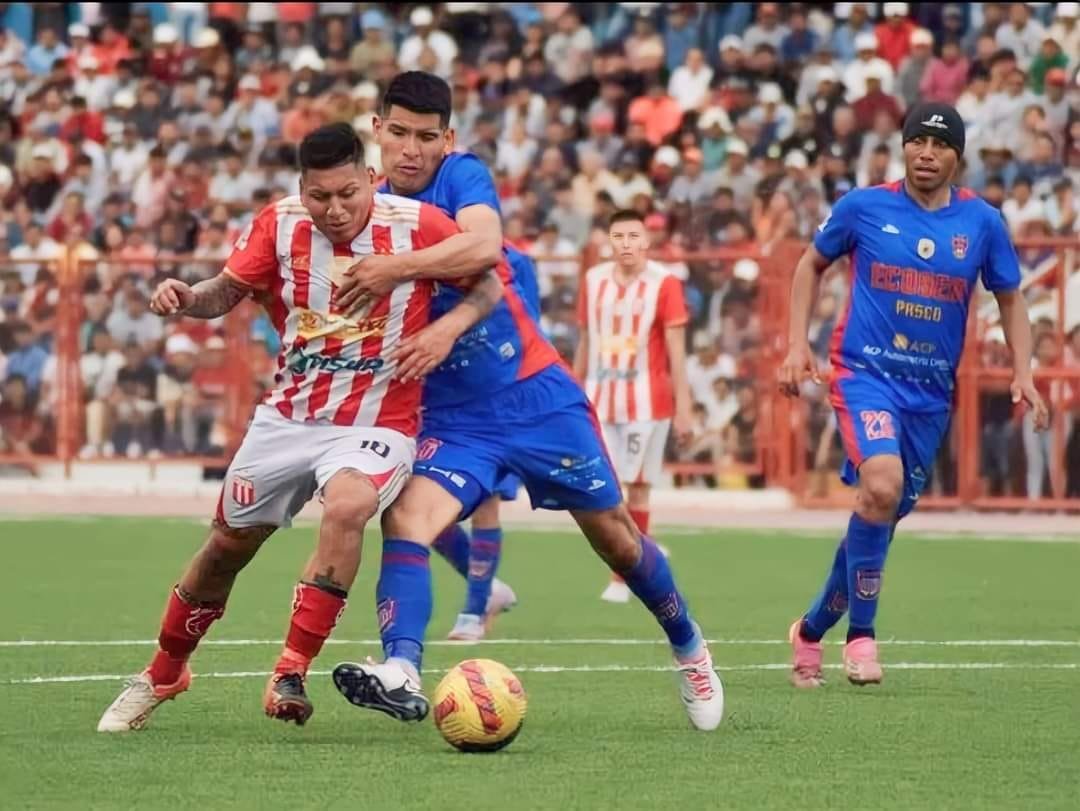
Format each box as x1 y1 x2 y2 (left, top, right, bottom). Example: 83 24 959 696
902 102 965 156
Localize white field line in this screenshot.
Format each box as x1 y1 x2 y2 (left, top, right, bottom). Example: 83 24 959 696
2 638 1079 648
5 662 1080 686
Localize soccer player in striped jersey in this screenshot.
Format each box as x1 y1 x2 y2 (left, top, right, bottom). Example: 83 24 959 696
779 103 1048 687
329 72 724 732
97 124 503 732
575 210 694 604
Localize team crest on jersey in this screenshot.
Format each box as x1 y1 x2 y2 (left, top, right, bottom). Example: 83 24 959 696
917 238 935 259
951 234 968 259
232 476 255 507
297 310 325 335
416 437 443 461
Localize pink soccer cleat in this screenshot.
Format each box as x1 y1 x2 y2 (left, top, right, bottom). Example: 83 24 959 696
788 619 825 689
843 636 883 685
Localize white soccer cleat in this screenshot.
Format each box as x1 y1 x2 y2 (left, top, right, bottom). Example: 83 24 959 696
332 659 429 722
447 613 485 641
485 578 517 616
600 578 632 604
675 643 725 731
96 668 191 732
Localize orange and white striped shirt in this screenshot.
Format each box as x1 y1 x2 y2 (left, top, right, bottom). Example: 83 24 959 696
225 193 468 437
578 260 688 424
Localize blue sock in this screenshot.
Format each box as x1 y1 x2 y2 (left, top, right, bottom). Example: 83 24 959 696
845 514 891 641
431 524 469 578
623 536 701 656
463 527 501 617
801 538 849 642
376 539 432 673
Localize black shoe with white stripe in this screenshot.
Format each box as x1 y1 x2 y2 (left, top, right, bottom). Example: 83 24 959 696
332 660 429 723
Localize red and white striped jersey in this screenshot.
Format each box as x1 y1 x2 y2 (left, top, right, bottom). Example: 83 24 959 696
578 260 688 424
225 192 467 437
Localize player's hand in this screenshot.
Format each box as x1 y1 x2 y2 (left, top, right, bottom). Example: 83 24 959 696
1012 376 1049 431
150 278 195 316
390 320 457 382
777 342 821 397
672 403 694 449
335 254 404 310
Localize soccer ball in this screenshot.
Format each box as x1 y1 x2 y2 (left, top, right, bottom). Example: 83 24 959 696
432 659 527 752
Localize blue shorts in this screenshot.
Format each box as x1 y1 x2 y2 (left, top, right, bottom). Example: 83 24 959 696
493 473 521 501
414 364 622 520
830 373 951 520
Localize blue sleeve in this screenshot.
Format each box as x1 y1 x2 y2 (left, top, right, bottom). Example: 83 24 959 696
812 192 860 262
443 154 502 218
980 208 1021 293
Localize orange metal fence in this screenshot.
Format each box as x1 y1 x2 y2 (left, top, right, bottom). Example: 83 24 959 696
2 240 1077 512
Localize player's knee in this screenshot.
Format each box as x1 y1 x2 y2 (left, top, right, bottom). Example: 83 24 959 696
858 458 904 518
204 522 272 570
321 470 378 533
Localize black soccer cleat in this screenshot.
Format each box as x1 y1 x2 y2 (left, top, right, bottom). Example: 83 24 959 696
264 672 314 726
332 661 430 723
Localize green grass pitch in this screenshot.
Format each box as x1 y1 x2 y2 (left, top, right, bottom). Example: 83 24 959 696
2 518 1078 810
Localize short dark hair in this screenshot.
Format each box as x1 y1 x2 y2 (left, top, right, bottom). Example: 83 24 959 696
608 209 644 229
298 123 364 172
382 71 452 127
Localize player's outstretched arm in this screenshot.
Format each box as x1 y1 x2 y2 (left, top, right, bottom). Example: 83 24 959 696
995 289 1050 431
149 271 252 319
777 244 831 396
391 269 504 382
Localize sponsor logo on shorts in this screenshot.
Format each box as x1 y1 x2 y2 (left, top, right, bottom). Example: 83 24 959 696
416 437 442 461
232 476 255 507
860 410 896 441
359 439 391 459
422 464 467 488
588 478 608 491
855 569 883 600
376 598 396 633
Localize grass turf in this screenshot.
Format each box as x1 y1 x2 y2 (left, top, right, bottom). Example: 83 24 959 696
1 518 1078 810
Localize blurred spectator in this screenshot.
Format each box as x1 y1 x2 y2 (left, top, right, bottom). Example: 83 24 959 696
108 341 159 459
984 67 1037 147
10 222 61 285
668 48 713 113
106 289 163 349
896 28 934 107
1047 4 1080 65
744 4 790 53
831 3 875 64
26 28 68 76
852 69 903 131
399 7 459 79
544 9 594 86
995 2 1046 69
1028 33 1068 94
875 4 917 70
780 6 820 66
969 141 1019 192
844 33 896 102
530 222 578 300
1024 331 1061 500
919 37 970 105
0 373 46 454
4 321 48 395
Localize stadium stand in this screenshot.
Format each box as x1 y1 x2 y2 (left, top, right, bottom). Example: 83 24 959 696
0 2 1076 507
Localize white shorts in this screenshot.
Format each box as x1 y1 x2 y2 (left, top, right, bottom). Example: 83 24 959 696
601 419 671 486
219 405 415 529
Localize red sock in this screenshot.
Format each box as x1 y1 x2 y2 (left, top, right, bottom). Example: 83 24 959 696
629 508 651 534
275 582 346 676
147 587 225 686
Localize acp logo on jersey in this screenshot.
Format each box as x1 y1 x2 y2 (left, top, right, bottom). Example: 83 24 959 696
952 234 968 259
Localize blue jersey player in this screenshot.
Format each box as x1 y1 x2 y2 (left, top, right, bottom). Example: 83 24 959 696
779 103 1049 688
329 72 724 731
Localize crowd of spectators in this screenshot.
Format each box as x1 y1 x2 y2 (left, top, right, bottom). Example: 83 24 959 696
0 2 1077 497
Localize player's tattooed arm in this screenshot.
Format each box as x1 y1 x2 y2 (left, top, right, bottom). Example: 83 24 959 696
391 269 504 382
150 271 252 319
